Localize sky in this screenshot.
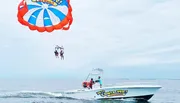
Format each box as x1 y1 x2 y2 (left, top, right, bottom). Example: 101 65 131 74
0 0 180 80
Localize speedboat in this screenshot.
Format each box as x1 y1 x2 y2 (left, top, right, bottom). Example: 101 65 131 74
63 84 161 100
62 68 161 101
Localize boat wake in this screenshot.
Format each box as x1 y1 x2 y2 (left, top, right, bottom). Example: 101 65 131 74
0 90 70 99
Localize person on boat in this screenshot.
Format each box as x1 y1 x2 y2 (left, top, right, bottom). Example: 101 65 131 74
89 78 95 89
95 76 102 88
54 50 59 58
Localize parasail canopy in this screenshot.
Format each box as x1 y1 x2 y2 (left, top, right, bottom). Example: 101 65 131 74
17 0 73 32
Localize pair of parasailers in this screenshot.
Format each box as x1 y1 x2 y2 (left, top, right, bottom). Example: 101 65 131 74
54 45 64 60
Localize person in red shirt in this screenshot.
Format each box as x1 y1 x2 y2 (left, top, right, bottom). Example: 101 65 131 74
89 78 94 89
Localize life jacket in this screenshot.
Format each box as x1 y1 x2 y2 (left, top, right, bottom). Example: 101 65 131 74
82 81 90 88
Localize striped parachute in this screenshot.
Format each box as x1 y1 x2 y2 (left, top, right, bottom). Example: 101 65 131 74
17 0 73 32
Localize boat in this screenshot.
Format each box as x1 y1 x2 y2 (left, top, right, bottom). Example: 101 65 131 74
62 68 161 101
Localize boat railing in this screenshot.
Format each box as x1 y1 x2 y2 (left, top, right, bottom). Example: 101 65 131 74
104 81 159 87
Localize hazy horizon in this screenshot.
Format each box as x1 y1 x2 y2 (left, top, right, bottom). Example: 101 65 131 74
0 0 180 80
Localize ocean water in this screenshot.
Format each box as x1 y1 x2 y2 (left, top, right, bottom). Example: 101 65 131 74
0 79 179 103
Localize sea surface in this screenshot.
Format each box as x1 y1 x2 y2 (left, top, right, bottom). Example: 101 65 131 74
0 79 179 103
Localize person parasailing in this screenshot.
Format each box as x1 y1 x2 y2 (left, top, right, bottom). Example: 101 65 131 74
60 49 64 60
54 49 59 58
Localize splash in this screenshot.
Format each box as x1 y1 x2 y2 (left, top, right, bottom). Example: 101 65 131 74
0 91 64 98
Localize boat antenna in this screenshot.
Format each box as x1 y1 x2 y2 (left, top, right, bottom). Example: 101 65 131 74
85 68 94 81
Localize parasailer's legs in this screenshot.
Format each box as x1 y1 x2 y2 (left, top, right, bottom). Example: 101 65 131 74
61 56 64 60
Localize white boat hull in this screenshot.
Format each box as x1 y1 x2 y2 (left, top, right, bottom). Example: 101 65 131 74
62 85 161 101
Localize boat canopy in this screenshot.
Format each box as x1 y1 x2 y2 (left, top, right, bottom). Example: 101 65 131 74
85 68 103 81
